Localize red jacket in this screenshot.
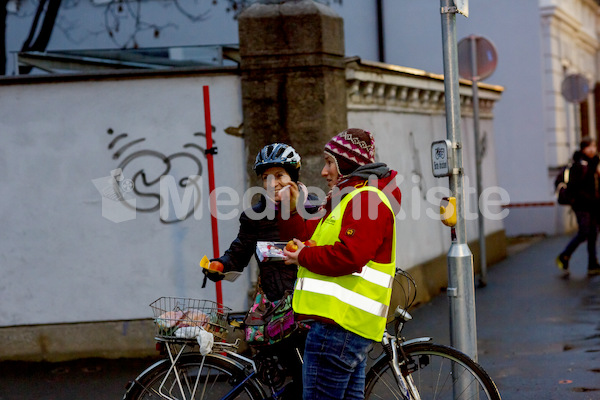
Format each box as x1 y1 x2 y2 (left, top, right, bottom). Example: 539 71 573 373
298 167 402 277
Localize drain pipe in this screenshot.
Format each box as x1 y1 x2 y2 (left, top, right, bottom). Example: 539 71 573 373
376 0 385 63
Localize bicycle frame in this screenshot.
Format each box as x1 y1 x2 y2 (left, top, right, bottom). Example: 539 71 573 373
128 269 500 400
152 323 429 400
180 332 428 400
220 370 260 400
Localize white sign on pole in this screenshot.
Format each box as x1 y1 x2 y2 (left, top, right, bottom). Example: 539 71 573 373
453 0 469 17
431 140 453 177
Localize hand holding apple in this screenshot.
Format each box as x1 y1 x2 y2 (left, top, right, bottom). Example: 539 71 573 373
285 240 299 252
202 260 225 283
208 261 224 273
284 238 305 266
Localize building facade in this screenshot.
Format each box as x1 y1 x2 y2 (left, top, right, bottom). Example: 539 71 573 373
6 0 600 236
0 1 506 360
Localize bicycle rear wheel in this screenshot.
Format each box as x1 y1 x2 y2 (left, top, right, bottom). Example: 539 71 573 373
365 342 501 400
123 352 264 400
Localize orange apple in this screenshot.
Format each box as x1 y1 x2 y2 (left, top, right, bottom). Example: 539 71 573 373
285 240 299 252
208 261 224 273
304 239 317 248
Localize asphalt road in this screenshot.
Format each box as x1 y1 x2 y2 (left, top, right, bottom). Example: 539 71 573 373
402 234 600 399
1 234 599 400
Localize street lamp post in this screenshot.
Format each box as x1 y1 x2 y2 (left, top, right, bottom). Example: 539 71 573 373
439 0 478 362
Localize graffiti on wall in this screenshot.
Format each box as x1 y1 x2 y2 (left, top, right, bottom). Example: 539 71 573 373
409 131 426 200
105 127 216 224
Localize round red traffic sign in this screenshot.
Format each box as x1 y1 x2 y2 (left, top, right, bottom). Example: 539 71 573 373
561 73 589 103
458 35 498 81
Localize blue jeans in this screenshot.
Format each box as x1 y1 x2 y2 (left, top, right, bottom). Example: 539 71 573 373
562 210 598 265
303 321 373 400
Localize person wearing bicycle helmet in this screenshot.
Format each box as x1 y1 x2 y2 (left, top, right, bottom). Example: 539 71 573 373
203 143 317 400
203 143 317 297
203 143 318 299
284 129 402 400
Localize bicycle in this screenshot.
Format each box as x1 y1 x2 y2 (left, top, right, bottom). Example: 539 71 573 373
123 269 502 400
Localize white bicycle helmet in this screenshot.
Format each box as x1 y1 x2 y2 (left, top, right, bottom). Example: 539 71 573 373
253 143 301 181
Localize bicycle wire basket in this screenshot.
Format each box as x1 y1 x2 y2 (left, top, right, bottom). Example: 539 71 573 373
150 297 231 342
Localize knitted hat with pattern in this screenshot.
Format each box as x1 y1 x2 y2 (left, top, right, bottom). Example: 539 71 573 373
324 128 376 176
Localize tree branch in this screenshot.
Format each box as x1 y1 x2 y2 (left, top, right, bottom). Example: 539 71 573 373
21 0 47 51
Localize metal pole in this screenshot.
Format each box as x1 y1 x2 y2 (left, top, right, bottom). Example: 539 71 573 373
470 35 487 287
203 85 223 307
440 0 478 362
565 99 573 156
574 103 581 144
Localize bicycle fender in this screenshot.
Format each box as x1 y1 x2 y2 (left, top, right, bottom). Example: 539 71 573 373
401 337 432 347
123 358 171 395
369 337 433 367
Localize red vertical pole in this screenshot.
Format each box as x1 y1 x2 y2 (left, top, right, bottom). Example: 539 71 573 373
203 85 223 306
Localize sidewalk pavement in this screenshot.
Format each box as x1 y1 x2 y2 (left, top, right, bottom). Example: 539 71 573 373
1 235 599 400
403 234 600 400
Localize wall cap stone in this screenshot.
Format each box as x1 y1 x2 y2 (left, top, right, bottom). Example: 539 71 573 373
238 0 344 58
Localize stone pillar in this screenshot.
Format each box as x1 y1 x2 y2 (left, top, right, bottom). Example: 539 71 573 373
238 0 347 189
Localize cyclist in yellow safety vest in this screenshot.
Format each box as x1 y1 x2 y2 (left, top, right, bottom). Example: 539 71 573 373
284 128 402 400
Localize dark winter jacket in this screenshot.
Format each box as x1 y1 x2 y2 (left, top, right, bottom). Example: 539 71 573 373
569 151 600 212
214 191 319 302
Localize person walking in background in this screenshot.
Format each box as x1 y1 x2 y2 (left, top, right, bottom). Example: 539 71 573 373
556 137 600 277
284 128 402 400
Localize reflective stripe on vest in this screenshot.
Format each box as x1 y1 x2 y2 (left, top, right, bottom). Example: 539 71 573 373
293 185 396 342
352 265 394 288
296 277 389 318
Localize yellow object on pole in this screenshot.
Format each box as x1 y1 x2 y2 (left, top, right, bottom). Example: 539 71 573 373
440 197 457 227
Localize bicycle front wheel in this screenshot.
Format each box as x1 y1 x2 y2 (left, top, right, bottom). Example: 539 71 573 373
365 342 501 400
123 352 264 400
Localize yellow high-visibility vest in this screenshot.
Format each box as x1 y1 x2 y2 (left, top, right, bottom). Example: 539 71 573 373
293 186 396 341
